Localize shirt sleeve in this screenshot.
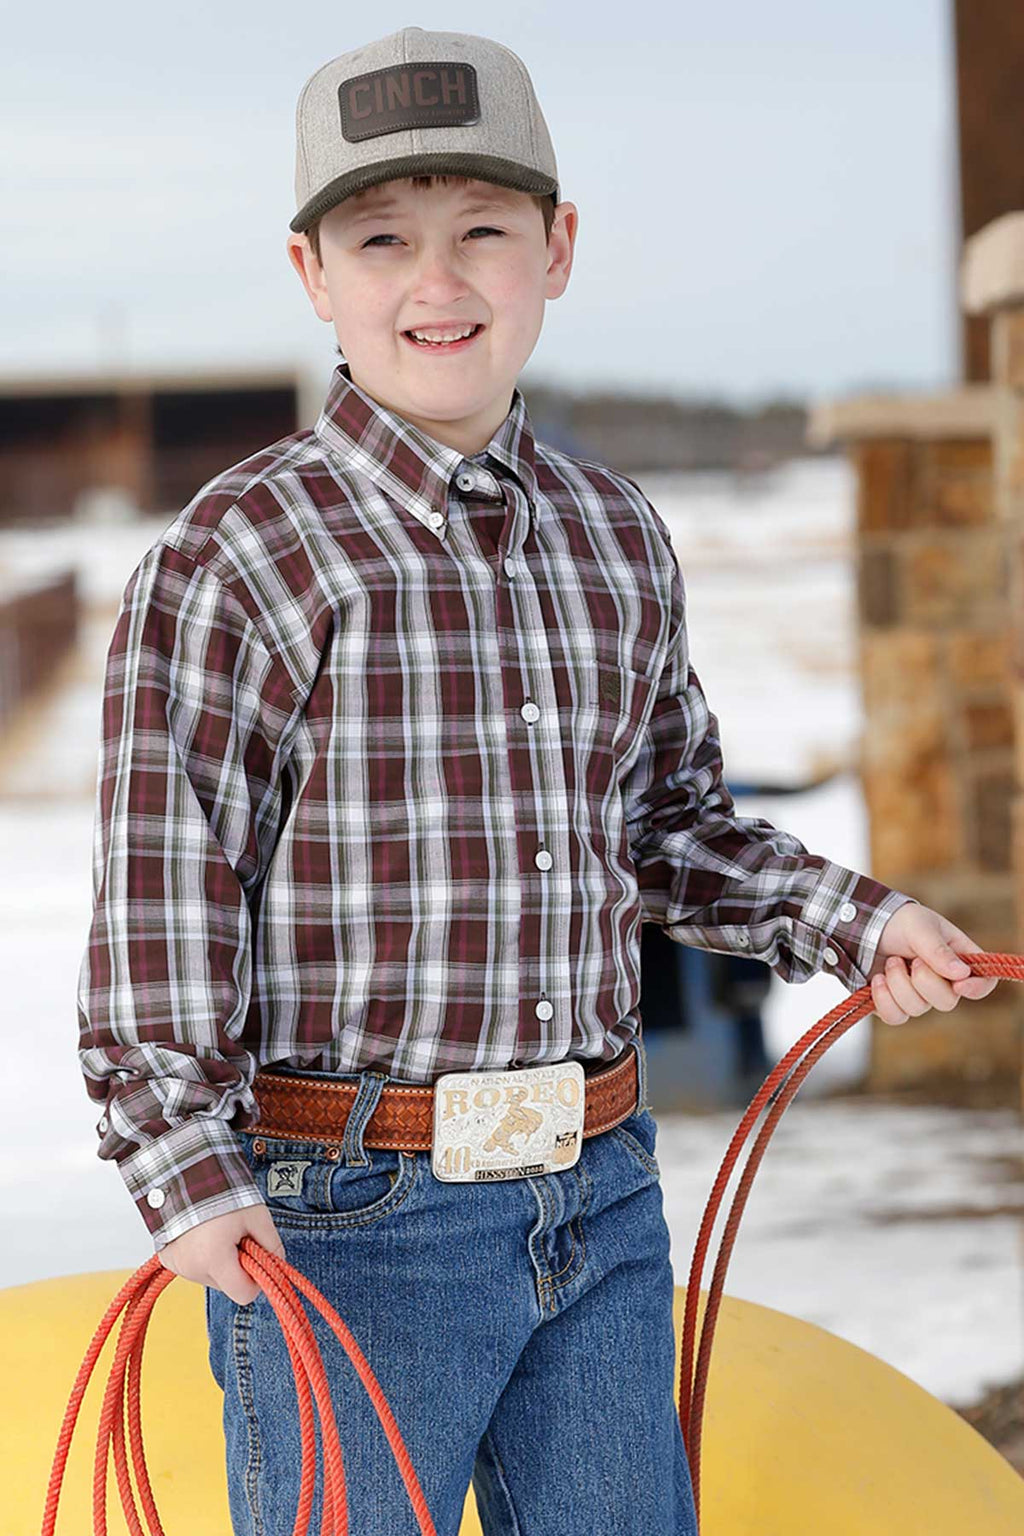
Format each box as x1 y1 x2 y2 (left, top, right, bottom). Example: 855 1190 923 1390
621 511 916 991
76 541 298 1250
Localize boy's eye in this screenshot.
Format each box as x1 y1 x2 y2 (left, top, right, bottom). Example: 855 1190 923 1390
360 226 504 249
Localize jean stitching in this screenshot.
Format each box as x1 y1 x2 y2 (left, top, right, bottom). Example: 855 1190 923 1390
534 1176 559 1312
610 1124 659 1177
527 1178 553 1314
549 1211 587 1295
543 1162 591 1289
542 1209 578 1284
342 1069 389 1165
269 1154 418 1230
480 1425 524 1536
232 1302 265 1536
548 1172 591 1296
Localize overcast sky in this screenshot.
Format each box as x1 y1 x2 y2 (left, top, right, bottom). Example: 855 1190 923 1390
3 0 960 406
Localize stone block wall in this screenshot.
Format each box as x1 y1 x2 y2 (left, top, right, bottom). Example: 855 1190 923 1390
809 385 1021 1102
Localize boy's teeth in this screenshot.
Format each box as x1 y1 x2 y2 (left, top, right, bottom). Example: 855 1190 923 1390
408 325 478 344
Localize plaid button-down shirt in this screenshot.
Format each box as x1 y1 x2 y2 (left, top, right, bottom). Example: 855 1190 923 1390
76 361 914 1249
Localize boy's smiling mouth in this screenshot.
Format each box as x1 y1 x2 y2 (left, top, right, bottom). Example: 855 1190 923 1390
401 323 486 352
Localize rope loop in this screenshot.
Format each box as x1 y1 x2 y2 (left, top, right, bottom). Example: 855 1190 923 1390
680 950 1024 1529
41 1235 438 1536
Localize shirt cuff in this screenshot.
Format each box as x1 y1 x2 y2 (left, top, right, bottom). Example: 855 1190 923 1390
116 1114 264 1251
798 863 918 992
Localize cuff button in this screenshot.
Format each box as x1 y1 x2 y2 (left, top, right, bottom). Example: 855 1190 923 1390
823 946 840 966
839 901 857 922
145 1187 167 1209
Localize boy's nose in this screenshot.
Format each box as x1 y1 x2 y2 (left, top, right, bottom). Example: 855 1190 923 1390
409 247 472 291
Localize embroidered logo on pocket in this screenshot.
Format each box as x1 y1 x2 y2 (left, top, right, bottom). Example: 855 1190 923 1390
267 1160 313 1197
598 670 619 707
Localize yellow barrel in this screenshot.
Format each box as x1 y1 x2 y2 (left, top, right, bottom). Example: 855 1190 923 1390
2 1271 1021 1534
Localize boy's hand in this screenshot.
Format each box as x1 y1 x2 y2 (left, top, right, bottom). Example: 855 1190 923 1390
157 1203 286 1305
865 901 997 1026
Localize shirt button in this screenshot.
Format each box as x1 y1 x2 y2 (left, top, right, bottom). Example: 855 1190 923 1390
535 1000 554 1021
839 901 857 923
428 511 445 528
98 1116 109 1133
455 472 475 491
736 934 751 948
521 702 540 723
535 849 553 871
146 1187 167 1209
823 946 840 967
504 557 518 578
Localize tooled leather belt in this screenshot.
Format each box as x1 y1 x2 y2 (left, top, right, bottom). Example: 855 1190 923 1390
247 1047 640 1152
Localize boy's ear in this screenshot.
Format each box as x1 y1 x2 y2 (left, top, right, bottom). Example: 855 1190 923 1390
545 202 578 300
286 233 332 323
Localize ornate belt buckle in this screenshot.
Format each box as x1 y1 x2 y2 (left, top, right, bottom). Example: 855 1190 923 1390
431 1060 586 1183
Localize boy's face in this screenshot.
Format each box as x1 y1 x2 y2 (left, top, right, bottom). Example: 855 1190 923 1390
286 177 577 456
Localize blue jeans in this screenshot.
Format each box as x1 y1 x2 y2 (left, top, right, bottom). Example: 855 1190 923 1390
204 1039 697 1534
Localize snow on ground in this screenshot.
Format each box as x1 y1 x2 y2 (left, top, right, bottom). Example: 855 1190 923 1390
658 1096 1024 1410
1 456 1022 1412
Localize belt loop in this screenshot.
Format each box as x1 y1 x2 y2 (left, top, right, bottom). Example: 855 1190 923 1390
630 1032 648 1114
341 1070 389 1166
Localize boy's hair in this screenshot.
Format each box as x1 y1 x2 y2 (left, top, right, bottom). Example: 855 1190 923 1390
303 174 557 266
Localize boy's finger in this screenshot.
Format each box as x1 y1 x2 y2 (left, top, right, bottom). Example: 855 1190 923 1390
934 942 971 979
872 974 908 1026
954 976 997 999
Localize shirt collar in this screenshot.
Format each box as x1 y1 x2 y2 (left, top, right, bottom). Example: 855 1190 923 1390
313 361 539 532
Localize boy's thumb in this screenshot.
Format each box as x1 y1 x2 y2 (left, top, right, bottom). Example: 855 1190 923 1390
246 1202 287 1260
938 941 971 978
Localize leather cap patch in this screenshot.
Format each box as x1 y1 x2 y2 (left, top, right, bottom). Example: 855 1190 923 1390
339 63 481 142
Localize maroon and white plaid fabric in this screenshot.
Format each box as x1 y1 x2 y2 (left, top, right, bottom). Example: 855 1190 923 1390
76 361 913 1248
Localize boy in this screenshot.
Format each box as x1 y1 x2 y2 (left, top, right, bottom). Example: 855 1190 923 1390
76 27 995 1535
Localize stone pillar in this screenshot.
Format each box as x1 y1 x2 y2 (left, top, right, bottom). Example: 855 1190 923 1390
807 384 1022 1105
962 212 1024 1112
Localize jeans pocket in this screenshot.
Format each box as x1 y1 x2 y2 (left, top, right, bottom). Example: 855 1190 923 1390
243 1133 418 1229
609 1108 660 1178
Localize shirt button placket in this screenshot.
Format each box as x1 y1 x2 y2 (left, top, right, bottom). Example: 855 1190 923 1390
494 479 556 1048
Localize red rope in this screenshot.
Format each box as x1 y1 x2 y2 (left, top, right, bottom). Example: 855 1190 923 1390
678 950 1024 1530
41 951 1018 1534
40 1236 438 1536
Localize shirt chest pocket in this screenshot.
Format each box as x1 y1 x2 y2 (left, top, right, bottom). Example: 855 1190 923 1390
579 648 655 761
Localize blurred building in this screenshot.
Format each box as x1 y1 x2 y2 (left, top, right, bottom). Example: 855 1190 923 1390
0 368 318 524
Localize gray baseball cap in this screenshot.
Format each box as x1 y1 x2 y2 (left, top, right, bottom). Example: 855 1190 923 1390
289 27 560 233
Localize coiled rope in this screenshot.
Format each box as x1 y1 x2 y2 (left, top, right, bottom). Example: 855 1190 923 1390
40 1235 437 1535
678 950 1022 1530
41 952 1017 1534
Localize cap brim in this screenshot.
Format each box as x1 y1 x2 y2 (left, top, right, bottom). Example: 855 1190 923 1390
289 151 558 233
